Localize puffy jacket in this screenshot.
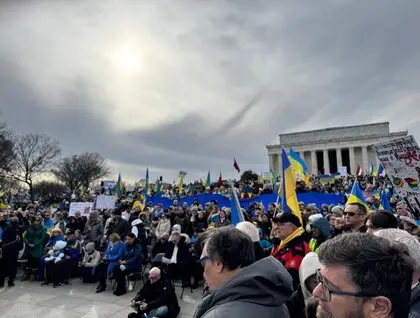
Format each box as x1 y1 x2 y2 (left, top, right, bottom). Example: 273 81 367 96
121 242 142 272
410 283 420 318
104 241 126 275
271 234 311 290
156 219 171 238
194 256 293 318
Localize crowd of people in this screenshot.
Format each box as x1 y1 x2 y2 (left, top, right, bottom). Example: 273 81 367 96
0 173 419 317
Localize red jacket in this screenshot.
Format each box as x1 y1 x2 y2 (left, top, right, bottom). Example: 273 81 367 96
271 234 311 289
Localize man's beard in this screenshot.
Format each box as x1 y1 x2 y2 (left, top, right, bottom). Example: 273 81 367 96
316 303 364 318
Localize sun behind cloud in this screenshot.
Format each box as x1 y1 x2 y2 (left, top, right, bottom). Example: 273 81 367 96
114 46 140 73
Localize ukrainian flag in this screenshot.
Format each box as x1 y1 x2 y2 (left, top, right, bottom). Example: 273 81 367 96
115 173 123 200
281 148 302 223
154 178 161 197
346 181 369 212
377 163 384 176
270 168 276 183
144 168 149 195
205 170 211 187
379 190 392 211
289 149 310 185
178 174 185 194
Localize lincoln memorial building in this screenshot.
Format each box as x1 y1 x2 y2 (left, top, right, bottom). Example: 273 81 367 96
266 122 407 177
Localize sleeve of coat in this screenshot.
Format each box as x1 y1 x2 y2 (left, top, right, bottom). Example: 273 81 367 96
85 252 102 267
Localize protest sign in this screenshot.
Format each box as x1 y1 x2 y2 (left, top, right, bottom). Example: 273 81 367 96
372 135 420 219
338 166 348 176
95 195 116 210
69 202 94 217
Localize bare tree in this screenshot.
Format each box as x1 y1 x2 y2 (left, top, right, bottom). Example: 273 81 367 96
53 152 110 193
9 133 61 201
0 122 14 184
32 181 68 204
78 153 110 189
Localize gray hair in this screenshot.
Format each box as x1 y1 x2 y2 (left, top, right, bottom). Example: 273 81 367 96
374 228 420 272
206 227 255 271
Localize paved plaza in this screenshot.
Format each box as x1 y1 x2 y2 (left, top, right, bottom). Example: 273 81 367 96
0 278 201 318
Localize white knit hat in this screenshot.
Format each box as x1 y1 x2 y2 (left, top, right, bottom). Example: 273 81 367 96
236 221 260 242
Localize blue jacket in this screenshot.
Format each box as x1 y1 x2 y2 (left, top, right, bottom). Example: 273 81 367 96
66 239 82 265
122 242 142 272
44 219 54 231
104 241 126 274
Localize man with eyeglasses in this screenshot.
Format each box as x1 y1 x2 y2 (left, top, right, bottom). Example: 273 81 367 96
343 203 368 233
128 267 180 318
313 233 415 318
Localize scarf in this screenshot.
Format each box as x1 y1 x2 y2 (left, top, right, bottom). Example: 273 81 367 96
277 227 305 250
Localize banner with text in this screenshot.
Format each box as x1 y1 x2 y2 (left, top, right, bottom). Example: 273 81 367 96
372 135 420 219
69 202 94 217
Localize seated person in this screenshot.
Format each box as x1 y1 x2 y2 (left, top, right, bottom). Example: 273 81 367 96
112 233 142 296
162 230 192 287
41 240 69 287
95 233 126 293
65 230 82 276
151 233 169 264
38 228 65 281
79 242 101 283
128 267 180 318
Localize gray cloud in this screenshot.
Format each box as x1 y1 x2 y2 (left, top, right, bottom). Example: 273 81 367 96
1 0 420 182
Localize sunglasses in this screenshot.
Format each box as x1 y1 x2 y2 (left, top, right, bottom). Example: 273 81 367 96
197 255 209 265
343 212 361 217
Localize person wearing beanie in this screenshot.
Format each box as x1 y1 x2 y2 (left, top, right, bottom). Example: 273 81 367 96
236 221 265 261
79 242 101 283
309 217 331 253
270 213 311 289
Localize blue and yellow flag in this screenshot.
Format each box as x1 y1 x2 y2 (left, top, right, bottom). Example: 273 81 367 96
115 173 123 200
205 170 211 187
346 181 369 212
281 148 302 223
230 181 245 226
154 178 161 197
377 163 384 176
379 190 392 211
289 149 310 185
270 168 276 183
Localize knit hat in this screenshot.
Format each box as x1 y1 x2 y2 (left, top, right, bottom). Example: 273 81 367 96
330 206 344 217
172 224 181 233
311 217 331 239
272 213 302 227
85 242 96 254
236 221 260 242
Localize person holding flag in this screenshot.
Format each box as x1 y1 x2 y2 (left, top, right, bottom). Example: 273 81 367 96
341 181 369 234
270 148 310 290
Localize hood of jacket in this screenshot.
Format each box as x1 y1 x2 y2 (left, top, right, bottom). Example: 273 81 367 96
299 252 321 303
311 217 331 239
201 256 293 315
131 219 143 227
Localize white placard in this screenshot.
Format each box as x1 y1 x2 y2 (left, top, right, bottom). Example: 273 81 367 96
338 166 348 176
95 195 116 210
69 202 94 217
372 135 420 219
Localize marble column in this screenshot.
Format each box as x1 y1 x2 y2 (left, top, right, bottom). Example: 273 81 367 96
336 148 343 168
349 147 356 174
362 146 369 172
323 149 330 174
311 151 317 174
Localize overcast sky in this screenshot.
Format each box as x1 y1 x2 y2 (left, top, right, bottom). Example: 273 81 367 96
1 1 419 183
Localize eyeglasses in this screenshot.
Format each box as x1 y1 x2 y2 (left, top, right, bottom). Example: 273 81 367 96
316 269 375 302
197 255 209 265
